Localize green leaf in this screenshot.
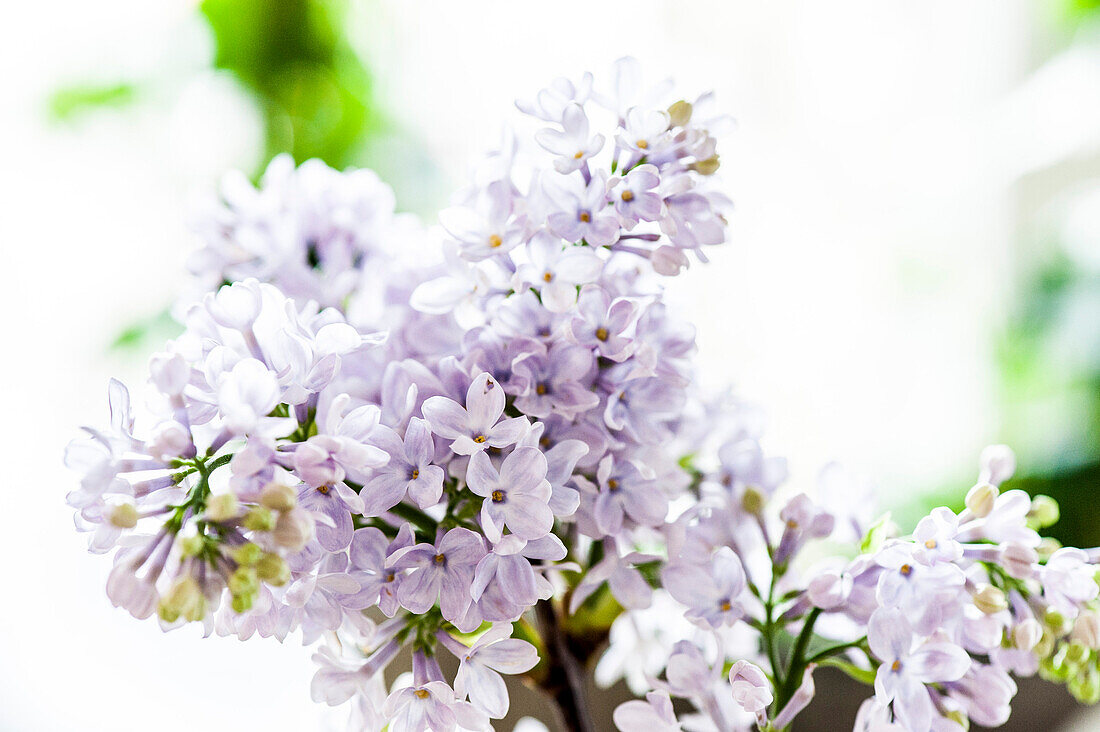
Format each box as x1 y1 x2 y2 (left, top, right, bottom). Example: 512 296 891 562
859 511 894 554
48 83 139 121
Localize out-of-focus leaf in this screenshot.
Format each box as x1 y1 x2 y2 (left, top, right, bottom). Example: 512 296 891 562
111 307 182 352
200 0 381 174
48 83 139 121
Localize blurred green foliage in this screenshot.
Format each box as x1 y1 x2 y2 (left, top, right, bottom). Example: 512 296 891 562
200 0 380 174
49 83 139 121
996 253 1100 548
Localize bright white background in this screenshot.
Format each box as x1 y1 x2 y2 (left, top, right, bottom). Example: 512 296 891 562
2 1 1099 730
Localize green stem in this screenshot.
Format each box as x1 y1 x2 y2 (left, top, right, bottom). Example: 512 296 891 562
777 607 821 711
388 502 438 536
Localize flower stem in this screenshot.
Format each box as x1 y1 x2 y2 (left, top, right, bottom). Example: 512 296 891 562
535 599 597 732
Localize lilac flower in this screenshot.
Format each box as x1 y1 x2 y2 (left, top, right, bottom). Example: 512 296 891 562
295 480 362 552
875 542 965 634
535 103 604 174
471 535 564 621
395 528 486 622
616 108 671 156
441 623 539 718
383 681 487 732
514 232 603 312
911 507 963 566
571 547 658 613
518 423 588 515
215 357 282 435
282 553 361 644
545 175 620 247
567 285 637 361
662 547 746 628
516 73 593 122
341 525 413 614
1041 547 1099 615
591 455 668 536
612 164 662 227
868 608 969 732
512 342 598 419
440 180 526 261
465 448 553 543
613 691 681 732
661 190 729 252
421 372 529 455
729 660 772 714
362 418 445 514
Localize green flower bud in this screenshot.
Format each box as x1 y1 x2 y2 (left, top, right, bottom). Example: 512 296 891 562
1047 609 1069 636
228 566 258 597
231 592 254 614
1038 537 1062 560
741 486 765 515
965 482 998 518
232 543 263 567
260 482 297 512
668 100 693 127
1079 666 1100 704
974 584 1007 615
943 710 969 730
691 156 721 176
1072 611 1100 650
108 503 139 529
1028 495 1060 529
256 553 290 586
158 576 205 624
204 493 240 523
179 535 205 558
1066 641 1089 666
243 506 276 532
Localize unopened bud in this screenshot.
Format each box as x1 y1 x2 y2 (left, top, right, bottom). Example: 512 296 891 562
691 155 721 175
668 100 693 127
108 503 139 529
1073 665 1100 704
179 535 205 557
273 508 315 551
232 543 263 567
974 584 1007 615
1039 537 1062 560
979 444 1016 486
965 482 998 518
228 566 258 597
742 486 766 515
260 482 297 512
243 506 276 532
255 553 290 586
1073 612 1100 650
1029 495 1060 529
158 575 205 624
1046 609 1069 636
204 493 240 523
943 710 969 730
1066 640 1089 666
1014 618 1043 651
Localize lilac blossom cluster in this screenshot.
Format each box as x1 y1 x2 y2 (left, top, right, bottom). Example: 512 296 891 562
67 58 1100 732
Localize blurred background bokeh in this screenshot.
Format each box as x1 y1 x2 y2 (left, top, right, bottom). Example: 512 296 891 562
2 0 1100 729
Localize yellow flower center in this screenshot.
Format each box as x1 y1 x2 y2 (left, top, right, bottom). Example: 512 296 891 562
620 190 634 202
489 234 503 248
492 490 506 503
595 327 609 342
